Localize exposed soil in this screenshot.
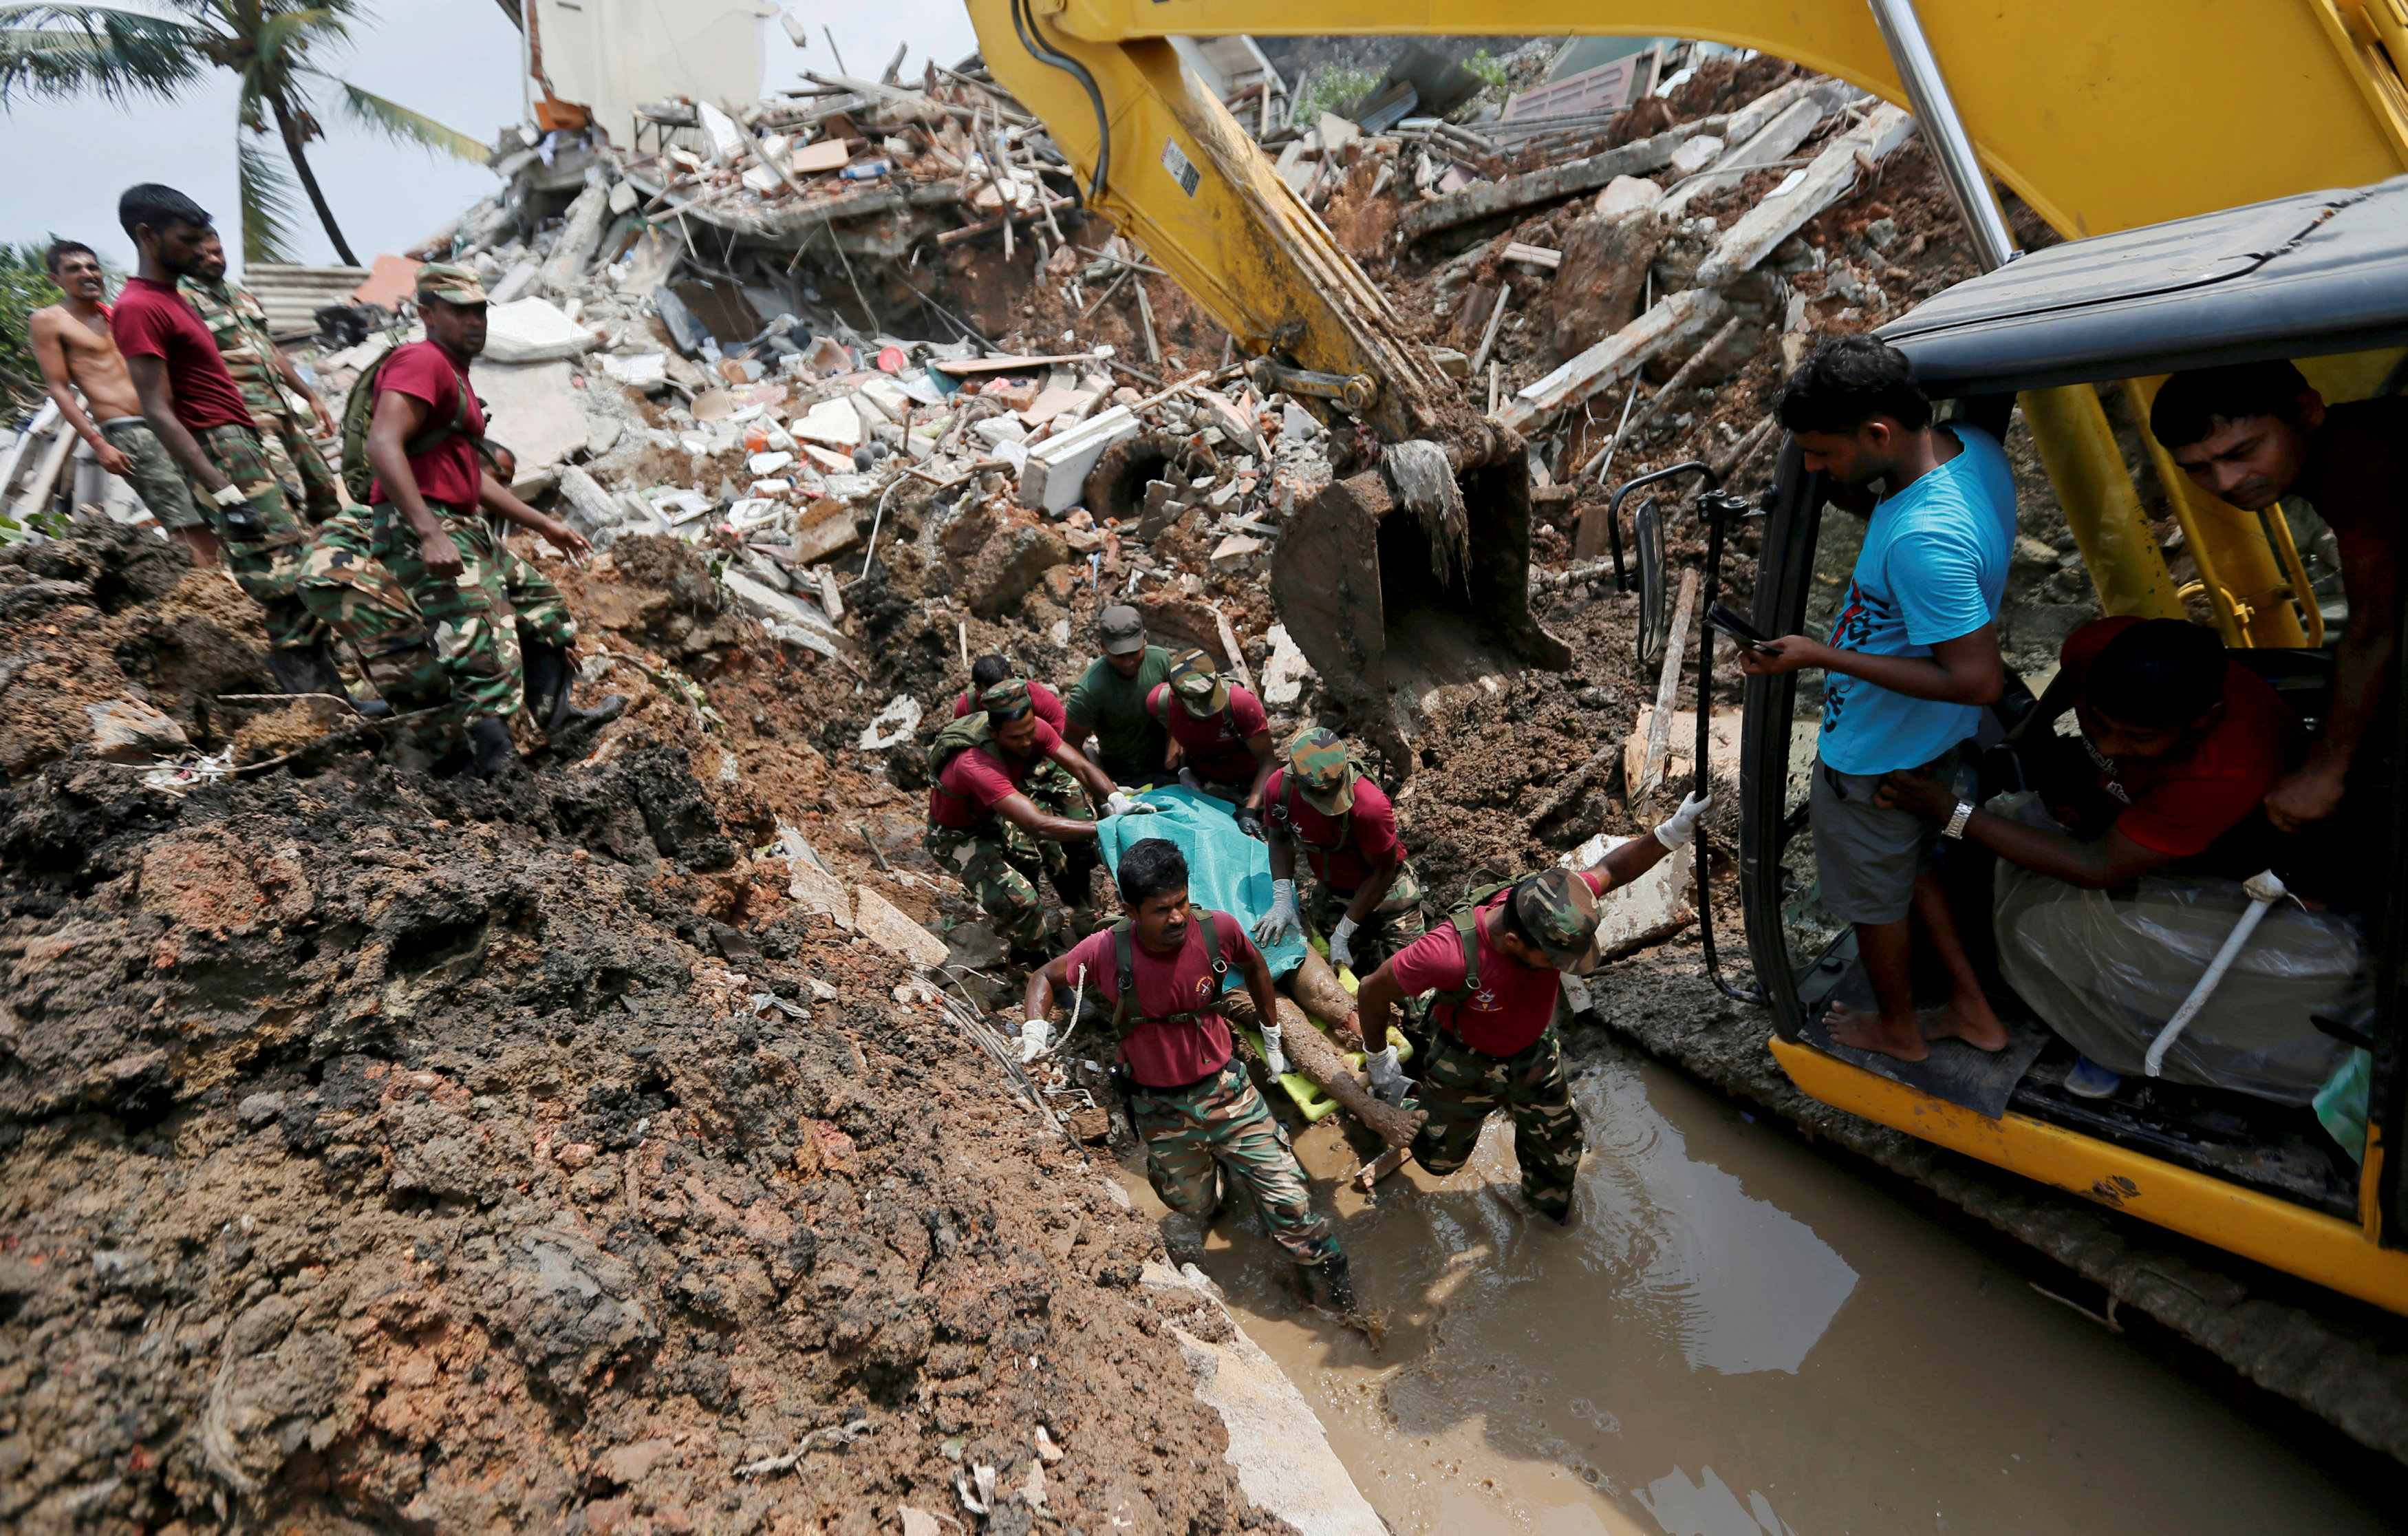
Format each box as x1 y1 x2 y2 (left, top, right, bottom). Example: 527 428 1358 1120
0 523 1303 1536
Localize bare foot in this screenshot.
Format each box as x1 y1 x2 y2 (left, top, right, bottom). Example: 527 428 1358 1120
1919 994 2010 1052
1825 1002 1931 1062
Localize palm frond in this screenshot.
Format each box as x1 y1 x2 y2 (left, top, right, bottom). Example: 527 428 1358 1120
0 5 209 105
334 79 486 160
254 6 346 76
237 131 301 265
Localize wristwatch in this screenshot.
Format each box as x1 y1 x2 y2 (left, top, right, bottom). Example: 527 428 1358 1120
1942 800 1975 840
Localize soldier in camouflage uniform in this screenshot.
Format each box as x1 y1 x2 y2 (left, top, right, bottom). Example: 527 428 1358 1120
1351 791 1712 1222
185 234 345 523
925 679 1128 957
1022 838 1357 1309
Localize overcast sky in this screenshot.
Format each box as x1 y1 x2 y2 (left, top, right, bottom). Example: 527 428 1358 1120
0 0 981 277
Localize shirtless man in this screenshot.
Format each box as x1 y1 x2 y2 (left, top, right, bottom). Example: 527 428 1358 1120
26 240 213 565
2151 361 2408 838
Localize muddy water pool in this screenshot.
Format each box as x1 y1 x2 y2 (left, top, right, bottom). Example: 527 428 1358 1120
1121 1040 2391 1534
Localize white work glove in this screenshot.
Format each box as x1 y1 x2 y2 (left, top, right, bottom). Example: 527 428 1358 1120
1018 1016 1053 1063
1328 915 1360 971
1365 1044 1406 1105
1104 790 1159 818
1259 1020 1289 1077
1652 789 1713 851
1254 879 1302 946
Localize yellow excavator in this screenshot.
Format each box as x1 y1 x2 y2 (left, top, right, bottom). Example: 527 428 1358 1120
964 0 2408 1312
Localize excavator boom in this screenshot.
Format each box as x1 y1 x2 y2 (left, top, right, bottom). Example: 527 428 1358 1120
965 0 2408 745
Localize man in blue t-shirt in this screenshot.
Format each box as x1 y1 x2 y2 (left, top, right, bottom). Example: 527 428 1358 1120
1739 337 2015 1061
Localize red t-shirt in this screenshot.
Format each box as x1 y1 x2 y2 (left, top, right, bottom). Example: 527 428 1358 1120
952 679 1068 736
1147 682 1269 784
1388 870 1606 1057
1062 911 1259 1087
2057 617 2301 857
1262 767 1404 891
109 277 253 434
928 719 1064 829
367 341 487 510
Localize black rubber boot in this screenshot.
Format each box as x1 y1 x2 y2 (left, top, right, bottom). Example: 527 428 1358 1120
1315 1252 1360 1314
264 643 350 701
523 640 626 738
466 716 517 778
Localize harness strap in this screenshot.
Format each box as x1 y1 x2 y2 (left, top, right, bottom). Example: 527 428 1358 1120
1278 771 1355 857
1108 912 1227 1037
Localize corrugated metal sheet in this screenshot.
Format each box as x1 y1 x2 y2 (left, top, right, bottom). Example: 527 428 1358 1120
243 263 372 336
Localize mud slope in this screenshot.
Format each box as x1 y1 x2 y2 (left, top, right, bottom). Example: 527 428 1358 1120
0 745 1280 1531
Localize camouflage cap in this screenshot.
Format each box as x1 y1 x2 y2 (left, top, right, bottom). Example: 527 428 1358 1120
1285 726 1356 815
981 677 1036 723
1165 648 1228 714
415 262 491 306
1511 868 1600 969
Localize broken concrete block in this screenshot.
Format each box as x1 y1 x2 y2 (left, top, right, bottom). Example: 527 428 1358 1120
87 698 189 762
1503 286 1726 436
741 164 783 196
854 885 949 967
792 397 864 448
791 138 850 175
960 524 1071 618
972 416 1028 450
1258 623 1312 708
1697 104 1915 288
854 375 911 420
1316 113 1361 155
481 297 601 365
1210 534 1263 566
696 100 747 162
1549 203 1668 363
487 259 540 306
720 568 841 642
1018 385 1097 426
600 352 667 389
1667 134 1726 178
1020 405 1139 515
555 465 628 544
1595 175 1663 218
1560 835 1695 963
470 359 590 476
791 500 861 563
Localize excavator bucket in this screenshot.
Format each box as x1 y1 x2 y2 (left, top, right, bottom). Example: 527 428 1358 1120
1271 451 1572 768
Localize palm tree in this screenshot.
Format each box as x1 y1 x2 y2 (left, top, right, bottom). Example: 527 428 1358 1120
0 2 490 266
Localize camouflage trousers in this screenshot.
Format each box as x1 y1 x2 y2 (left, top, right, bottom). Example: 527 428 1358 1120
367 502 524 724
258 413 345 524
195 424 316 650
96 418 200 531
1409 1024 1584 1221
1126 1057 1340 1268
924 816 1066 948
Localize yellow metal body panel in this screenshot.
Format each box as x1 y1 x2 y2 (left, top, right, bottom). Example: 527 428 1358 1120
2013 385 2185 622
1022 0 2408 239
1768 1035 2408 1315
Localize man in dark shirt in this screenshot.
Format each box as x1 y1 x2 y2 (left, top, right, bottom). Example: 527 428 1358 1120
111 182 334 694
1023 838 1357 1310
2151 362 2407 835
1062 604 1174 787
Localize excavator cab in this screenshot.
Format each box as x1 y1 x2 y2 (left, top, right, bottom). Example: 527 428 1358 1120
1733 175 2408 1312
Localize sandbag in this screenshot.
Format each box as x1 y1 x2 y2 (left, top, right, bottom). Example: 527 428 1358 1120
1988 793 2365 1105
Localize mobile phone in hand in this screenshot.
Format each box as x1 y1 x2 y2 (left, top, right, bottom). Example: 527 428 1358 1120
1706 602 1776 652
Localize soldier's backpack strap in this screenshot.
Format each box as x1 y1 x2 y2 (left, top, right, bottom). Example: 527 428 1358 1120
1426 880 1514 1008
1109 913 1227 1038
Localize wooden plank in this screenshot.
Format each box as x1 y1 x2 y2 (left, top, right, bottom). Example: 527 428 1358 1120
1502 242 1562 270
1632 568 1700 806
1697 104 1915 287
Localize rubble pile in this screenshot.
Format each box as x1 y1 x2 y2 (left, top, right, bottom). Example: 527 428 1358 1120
0 34 2205 1536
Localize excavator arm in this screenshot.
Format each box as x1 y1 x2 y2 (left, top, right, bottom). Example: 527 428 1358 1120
966 0 2408 721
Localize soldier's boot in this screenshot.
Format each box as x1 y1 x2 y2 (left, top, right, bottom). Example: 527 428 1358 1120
1313 1252 1360 1314
523 641 625 740
1051 842 1101 911
264 642 354 705
466 716 518 778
